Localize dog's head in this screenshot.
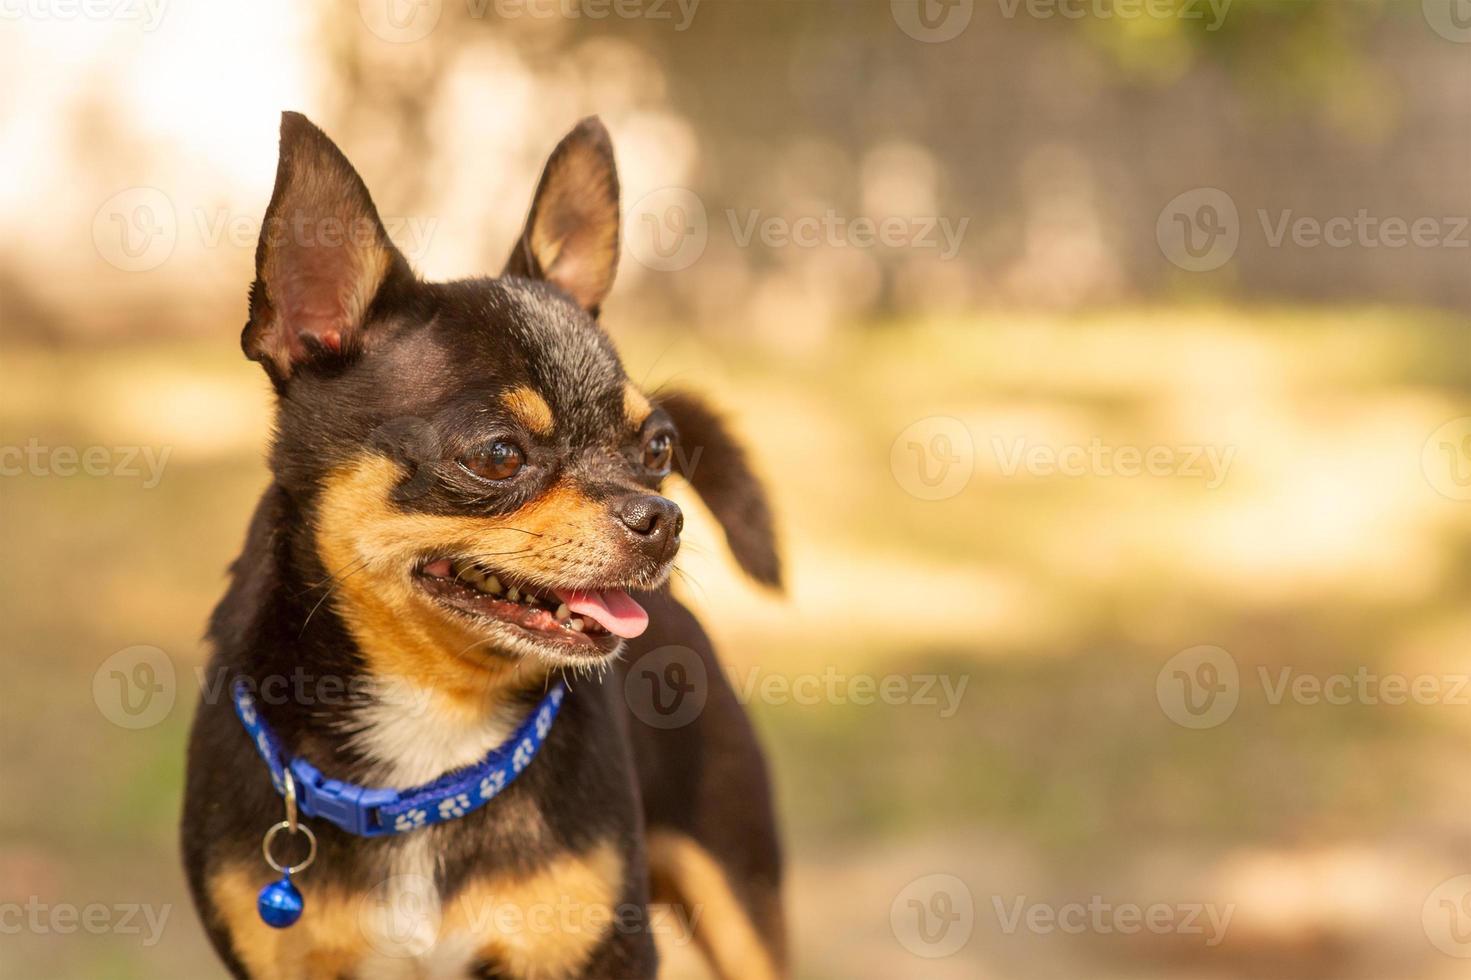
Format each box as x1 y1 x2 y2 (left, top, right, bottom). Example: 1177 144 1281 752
245 112 778 675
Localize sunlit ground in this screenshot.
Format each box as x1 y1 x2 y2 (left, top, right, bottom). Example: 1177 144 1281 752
3 306 1470 979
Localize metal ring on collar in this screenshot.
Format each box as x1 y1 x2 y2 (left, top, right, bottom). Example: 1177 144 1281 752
262 821 317 875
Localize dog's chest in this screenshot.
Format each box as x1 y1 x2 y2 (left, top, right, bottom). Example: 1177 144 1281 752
347 680 526 792
211 685 625 979
346 686 521 976
325 685 623 980
349 834 478 978
343 830 626 980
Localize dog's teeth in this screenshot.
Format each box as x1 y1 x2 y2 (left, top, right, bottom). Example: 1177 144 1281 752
554 603 571 622
486 575 503 595
507 587 521 602
568 617 584 632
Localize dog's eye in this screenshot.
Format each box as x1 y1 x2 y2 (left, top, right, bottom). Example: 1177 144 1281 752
460 441 525 481
642 433 674 474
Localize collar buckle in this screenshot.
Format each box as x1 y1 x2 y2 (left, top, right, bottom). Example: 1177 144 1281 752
288 758 401 838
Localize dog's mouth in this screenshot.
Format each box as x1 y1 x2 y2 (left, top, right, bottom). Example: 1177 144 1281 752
413 556 648 657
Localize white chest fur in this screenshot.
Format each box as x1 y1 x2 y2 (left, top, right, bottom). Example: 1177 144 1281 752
343 680 527 978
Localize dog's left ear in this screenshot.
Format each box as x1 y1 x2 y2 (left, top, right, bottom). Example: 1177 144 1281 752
659 390 783 591
503 117 621 316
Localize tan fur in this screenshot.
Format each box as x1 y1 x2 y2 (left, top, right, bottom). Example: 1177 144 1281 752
502 385 556 436
447 840 625 978
623 384 652 428
209 866 363 979
208 840 624 978
312 456 631 704
314 457 529 709
646 831 784 980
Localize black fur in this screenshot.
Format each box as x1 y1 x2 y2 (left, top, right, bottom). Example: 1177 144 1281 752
181 113 785 979
658 390 783 589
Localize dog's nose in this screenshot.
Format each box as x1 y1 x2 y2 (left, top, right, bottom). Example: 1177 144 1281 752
615 495 683 561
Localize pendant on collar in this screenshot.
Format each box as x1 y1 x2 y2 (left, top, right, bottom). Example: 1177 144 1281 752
257 772 313 929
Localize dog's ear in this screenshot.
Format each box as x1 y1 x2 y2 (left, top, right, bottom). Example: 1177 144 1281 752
243 111 411 386
659 390 782 590
503 117 620 316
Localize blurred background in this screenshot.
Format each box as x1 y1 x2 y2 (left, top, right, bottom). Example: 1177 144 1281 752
3 1 1470 977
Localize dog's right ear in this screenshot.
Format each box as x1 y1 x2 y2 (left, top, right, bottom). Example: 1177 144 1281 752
243 112 411 387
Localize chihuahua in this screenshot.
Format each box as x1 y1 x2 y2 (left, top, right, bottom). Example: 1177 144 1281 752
181 112 785 980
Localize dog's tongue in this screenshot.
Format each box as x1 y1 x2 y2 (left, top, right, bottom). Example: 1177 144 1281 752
555 589 649 639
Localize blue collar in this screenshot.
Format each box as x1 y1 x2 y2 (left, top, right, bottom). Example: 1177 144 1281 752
232 677 566 838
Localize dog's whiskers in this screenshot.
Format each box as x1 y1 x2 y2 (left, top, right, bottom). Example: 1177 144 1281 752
298 553 379 636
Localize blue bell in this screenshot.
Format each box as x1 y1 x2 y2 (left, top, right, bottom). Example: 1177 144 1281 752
257 874 304 928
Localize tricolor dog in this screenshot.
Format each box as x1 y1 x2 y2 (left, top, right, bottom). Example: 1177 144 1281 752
181 112 785 979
